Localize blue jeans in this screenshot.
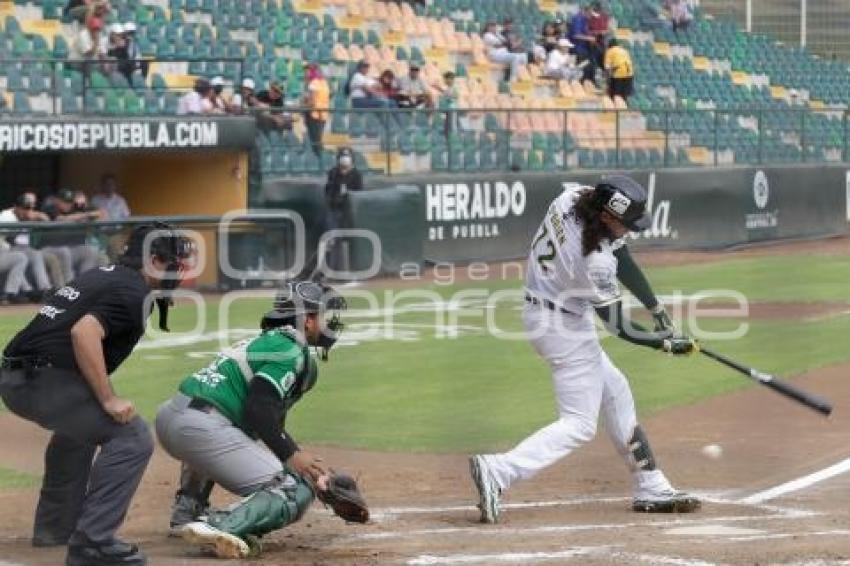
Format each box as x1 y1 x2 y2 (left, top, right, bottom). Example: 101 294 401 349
351 96 396 109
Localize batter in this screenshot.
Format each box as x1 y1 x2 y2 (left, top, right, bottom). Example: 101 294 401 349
470 175 701 523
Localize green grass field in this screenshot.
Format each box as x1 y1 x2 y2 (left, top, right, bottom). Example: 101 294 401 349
1 252 848 461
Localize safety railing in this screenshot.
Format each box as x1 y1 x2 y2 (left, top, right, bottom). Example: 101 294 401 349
253 105 850 177
0 57 248 116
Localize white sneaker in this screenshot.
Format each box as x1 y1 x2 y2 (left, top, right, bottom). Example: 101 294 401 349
633 489 701 513
181 521 251 559
469 455 501 523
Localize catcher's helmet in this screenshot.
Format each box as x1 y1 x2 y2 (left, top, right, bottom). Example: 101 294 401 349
261 281 347 360
593 175 651 232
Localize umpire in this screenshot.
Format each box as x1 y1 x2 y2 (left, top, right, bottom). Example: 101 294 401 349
0 222 190 566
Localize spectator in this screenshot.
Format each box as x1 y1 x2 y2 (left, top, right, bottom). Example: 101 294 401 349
378 69 399 101
231 77 257 111
106 22 126 58
72 15 107 70
587 1 611 67
0 193 55 301
546 38 583 81
91 174 130 221
348 61 396 109
103 22 126 76
604 38 634 102
177 78 214 115
397 64 434 109
540 21 561 55
120 21 148 79
256 80 295 130
669 0 693 32
482 21 528 82
323 147 363 272
567 4 598 85
303 63 330 157
40 189 103 281
209 76 228 114
432 71 459 134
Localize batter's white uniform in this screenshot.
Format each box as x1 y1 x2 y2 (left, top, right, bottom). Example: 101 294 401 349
482 184 674 497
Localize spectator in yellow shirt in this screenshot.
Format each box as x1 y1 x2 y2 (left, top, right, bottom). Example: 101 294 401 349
604 38 634 102
303 64 330 157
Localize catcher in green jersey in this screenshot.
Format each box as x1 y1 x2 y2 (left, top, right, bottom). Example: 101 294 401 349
155 281 366 559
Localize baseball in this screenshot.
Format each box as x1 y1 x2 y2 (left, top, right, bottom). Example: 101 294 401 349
701 444 723 459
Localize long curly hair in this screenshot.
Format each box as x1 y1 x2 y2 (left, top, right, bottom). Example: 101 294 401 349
572 189 614 257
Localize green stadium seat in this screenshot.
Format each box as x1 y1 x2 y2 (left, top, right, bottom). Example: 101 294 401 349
12 92 30 114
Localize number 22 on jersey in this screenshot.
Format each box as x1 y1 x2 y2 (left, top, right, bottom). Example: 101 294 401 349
532 223 556 273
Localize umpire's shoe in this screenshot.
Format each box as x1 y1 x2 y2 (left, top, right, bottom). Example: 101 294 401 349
632 489 701 513
65 537 147 566
469 455 501 524
182 521 251 559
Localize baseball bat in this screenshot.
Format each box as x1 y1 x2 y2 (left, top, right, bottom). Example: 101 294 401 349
700 347 833 417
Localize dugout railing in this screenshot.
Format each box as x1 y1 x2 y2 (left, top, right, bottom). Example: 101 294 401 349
0 215 305 291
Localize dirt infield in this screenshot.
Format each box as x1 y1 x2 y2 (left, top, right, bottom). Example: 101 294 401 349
0 361 848 565
1 237 849 565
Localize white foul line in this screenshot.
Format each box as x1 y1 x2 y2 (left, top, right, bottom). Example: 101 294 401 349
739 458 850 504
407 546 718 566
353 512 813 542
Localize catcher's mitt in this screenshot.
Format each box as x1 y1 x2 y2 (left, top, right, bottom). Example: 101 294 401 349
316 473 369 523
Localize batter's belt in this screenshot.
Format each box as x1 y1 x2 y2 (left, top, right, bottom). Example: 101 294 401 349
524 294 580 316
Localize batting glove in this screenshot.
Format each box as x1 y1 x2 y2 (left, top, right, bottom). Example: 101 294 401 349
651 304 676 337
662 336 699 355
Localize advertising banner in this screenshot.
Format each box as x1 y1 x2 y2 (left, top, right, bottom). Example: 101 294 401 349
0 116 256 153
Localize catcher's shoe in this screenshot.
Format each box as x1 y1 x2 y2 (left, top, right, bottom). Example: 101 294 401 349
169 493 210 537
181 521 250 559
632 489 701 513
469 455 501 524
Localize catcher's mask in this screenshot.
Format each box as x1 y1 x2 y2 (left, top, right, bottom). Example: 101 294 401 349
119 221 193 331
261 281 347 360
592 175 651 232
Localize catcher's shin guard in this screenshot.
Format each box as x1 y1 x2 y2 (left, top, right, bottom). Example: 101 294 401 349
207 474 315 538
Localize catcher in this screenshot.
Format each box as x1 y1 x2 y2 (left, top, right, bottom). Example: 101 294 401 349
154 281 368 559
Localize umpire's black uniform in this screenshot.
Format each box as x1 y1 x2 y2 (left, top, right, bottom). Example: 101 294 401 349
0 223 187 566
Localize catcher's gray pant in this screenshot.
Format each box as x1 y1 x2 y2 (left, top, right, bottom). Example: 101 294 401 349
0 249 28 294
155 393 283 497
0 367 154 544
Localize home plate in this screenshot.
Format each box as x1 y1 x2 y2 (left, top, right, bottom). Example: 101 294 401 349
665 525 766 536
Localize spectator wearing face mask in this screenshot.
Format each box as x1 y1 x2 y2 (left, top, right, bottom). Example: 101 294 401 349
231 78 258 111
323 147 363 272
209 76 228 114
120 21 148 79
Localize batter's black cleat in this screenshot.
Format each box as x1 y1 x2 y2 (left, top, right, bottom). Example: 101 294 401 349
32 532 70 547
632 490 701 513
65 537 147 566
